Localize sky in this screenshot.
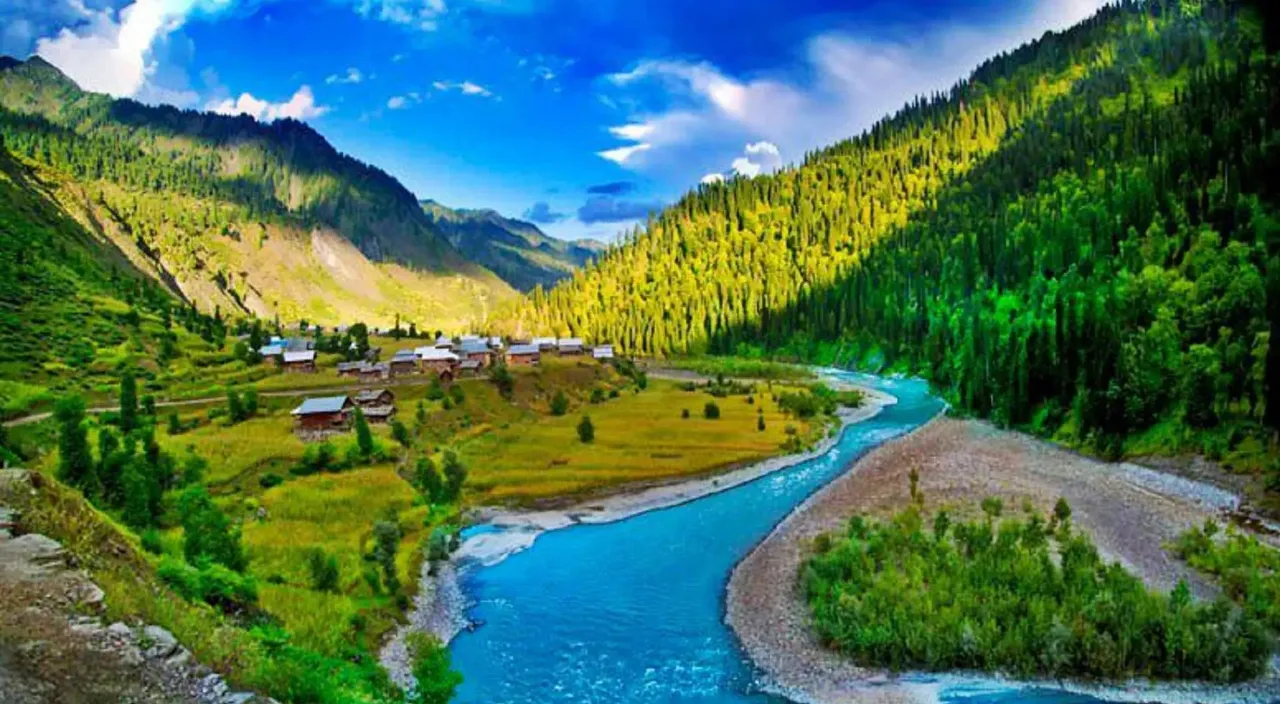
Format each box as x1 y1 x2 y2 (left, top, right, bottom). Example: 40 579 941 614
2 0 1108 242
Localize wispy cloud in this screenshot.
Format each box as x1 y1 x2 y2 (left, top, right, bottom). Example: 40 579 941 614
577 195 664 224
524 202 567 224
325 66 364 85
208 85 330 122
432 79 495 98
353 0 447 31
386 90 421 109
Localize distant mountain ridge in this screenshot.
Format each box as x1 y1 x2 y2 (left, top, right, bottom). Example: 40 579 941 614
0 55 516 330
420 199 603 291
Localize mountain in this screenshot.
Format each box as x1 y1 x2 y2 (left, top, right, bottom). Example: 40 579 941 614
420 199 603 291
500 1 1280 465
0 56 516 332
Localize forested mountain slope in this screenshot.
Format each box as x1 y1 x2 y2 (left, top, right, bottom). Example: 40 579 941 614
0 57 515 331
500 0 1280 464
421 199 602 290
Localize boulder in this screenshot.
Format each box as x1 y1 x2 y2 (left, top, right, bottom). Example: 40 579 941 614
142 625 178 659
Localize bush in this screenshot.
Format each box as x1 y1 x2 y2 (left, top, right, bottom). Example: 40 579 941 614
407 633 463 704
140 528 164 555
307 548 341 593
549 390 569 416
293 441 340 475
757 415 765 432
703 401 720 419
804 500 1272 682
681 408 690 419
448 384 465 406
426 377 445 401
259 472 284 489
590 388 606 404
577 415 595 443
158 558 258 614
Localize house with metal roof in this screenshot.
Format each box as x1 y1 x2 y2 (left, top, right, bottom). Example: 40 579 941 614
282 350 317 372
354 388 395 407
592 344 615 361
532 337 557 351
505 344 540 366
557 338 585 355
291 396 353 430
458 339 495 368
259 344 285 359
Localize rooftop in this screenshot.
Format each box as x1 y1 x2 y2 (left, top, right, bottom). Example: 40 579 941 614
292 396 350 415
507 344 540 356
283 350 316 363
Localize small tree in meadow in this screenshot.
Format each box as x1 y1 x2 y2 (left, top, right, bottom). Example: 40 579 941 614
426 377 445 401
704 401 721 419
415 457 445 504
55 395 98 497
577 415 595 443
119 371 139 433
307 548 341 593
372 518 402 594
757 415 766 432
442 451 467 502
354 407 375 460
550 390 569 416
391 419 412 449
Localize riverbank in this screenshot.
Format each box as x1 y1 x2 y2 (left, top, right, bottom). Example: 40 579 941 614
726 417 1280 704
378 380 897 686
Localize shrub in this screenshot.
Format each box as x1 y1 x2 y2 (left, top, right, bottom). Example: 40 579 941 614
293 441 339 475
407 633 463 704
426 377 445 401
681 408 690 419
157 558 258 614
391 419 411 449
448 384 465 406
307 548 341 593
577 415 595 443
590 388 606 404
258 472 284 489
757 415 766 432
703 401 720 419
140 528 164 555
550 390 569 416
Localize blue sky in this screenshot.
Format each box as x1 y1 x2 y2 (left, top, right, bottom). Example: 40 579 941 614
3 0 1105 241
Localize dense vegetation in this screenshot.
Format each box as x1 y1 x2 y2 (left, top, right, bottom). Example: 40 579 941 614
502 0 1280 471
1173 519 1280 631
803 496 1272 682
421 200 602 291
0 55 513 333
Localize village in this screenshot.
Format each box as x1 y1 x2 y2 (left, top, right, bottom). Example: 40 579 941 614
256 334 616 435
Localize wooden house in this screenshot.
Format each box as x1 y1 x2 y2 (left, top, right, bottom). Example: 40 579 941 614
336 361 366 378
360 362 390 381
532 337 557 352
282 350 317 373
361 405 396 424
417 347 460 379
505 344 540 366
389 350 419 376
291 396 353 430
457 359 482 377
557 338 585 355
354 388 395 408
458 340 494 368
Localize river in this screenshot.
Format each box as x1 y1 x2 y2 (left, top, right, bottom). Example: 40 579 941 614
446 373 1104 703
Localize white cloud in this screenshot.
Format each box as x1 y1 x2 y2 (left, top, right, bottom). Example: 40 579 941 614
325 67 364 85
386 95 407 109
598 143 651 165
432 79 494 98
208 85 330 122
596 0 1109 173
354 0 447 31
700 172 725 185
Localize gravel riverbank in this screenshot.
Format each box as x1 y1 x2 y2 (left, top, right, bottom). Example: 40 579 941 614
726 418 1280 704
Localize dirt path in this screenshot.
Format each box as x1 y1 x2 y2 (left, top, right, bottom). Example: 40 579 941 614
2 376 446 428
727 418 1278 704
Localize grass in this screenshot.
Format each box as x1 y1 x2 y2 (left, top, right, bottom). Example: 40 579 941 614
662 356 816 381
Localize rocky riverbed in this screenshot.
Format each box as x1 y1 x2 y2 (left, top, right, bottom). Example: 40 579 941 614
726 418 1280 704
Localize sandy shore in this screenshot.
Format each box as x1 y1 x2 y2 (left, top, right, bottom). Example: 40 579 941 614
726 418 1280 704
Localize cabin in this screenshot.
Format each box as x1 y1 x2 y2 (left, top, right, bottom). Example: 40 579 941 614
532 337 557 352
592 344 615 361
505 344 540 366
458 340 494 368
282 350 317 373
389 350 419 376
259 344 285 361
361 405 397 424
282 337 314 352
360 362 390 381
558 338 585 355
457 359 482 377
353 388 395 408
434 335 455 350
336 361 366 378
417 347 460 378
291 396 353 431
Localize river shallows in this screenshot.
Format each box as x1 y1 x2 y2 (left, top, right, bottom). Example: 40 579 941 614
447 374 1099 703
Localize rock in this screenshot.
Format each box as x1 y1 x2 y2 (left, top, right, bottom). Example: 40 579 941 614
220 692 256 704
0 469 33 502
107 622 133 639
166 648 192 668
79 581 106 610
200 673 228 700
0 534 67 577
118 646 145 667
143 625 179 659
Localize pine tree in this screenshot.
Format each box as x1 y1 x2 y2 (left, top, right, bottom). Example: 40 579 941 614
354 407 374 459
119 371 138 434
54 396 97 496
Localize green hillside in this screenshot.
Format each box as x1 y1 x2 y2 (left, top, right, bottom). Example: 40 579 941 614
421 199 602 291
0 56 516 332
500 1 1280 468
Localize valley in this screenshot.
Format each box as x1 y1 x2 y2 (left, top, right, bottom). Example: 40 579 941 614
0 0 1278 703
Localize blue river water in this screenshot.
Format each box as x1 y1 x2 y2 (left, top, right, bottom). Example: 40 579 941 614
447 373 1104 704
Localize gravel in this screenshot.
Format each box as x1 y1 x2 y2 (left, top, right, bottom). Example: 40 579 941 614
726 418 1280 704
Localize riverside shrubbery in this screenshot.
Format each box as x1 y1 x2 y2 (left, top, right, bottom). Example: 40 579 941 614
804 498 1272 682
1173 520 1280 632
